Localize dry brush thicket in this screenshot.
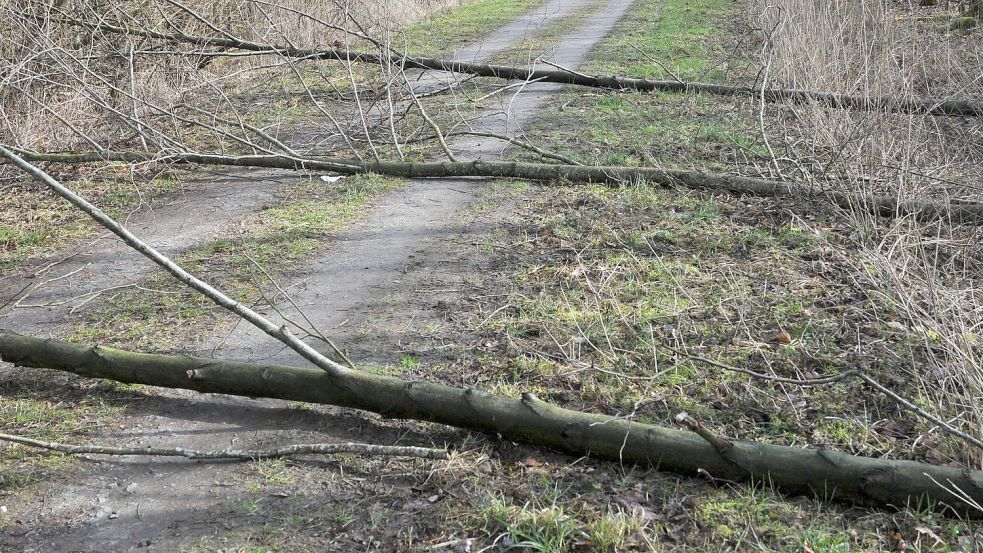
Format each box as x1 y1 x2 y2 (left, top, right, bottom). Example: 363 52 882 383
750 0 983 468
0 0 463 152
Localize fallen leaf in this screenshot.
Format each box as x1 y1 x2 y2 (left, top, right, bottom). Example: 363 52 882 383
877 419 914 439
914 526 942 548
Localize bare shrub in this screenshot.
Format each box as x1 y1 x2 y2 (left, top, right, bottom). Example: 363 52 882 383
0 0 465 151
748 0 983 465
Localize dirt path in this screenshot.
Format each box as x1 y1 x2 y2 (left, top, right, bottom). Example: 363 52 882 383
1 0 638 550
213 0 640 365
0 174 279 336
0 0 576 339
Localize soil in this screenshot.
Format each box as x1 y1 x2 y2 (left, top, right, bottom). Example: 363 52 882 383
0 174 279 336
0 0 647 550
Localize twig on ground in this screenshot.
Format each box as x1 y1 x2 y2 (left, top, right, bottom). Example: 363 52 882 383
538 59 592 80
243 252 357 369
0 432 449 460
627 42 683 84
451 129 582 165
671 346 983 451
402 68 458 162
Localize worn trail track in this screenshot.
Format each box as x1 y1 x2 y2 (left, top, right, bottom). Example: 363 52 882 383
0 0 638 550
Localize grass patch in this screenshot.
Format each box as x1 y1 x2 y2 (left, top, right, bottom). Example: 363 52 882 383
580 0 734 81
69 173 400 351
469 183 899 453
401 0 548 55
519 0 762 168
478 489 645 552
0 372 139 495
0 173 184 270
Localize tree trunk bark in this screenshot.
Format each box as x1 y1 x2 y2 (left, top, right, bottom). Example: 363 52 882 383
2 330 981 514
69 18 983 117
16 149 983 225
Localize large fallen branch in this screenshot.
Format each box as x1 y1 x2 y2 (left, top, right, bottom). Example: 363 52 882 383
14 149 983 224
66 18 983 117
2 149 981 514
1 331 981 514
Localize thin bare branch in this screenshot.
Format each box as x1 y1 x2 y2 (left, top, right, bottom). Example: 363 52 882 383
0 432 449 460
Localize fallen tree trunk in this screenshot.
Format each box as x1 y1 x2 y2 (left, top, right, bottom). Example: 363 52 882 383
65 18 983 117
15 149 983 224
1 331 981 514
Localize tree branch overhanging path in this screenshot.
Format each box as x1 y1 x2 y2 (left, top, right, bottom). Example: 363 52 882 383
58 16 983 117
0 148 982 516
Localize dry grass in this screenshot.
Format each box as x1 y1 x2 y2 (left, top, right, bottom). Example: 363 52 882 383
0 0 467 152
748 0 983 467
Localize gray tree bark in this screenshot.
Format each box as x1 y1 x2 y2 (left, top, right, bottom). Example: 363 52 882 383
66 18 983 117
1 330 981 515
16 148 983 224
